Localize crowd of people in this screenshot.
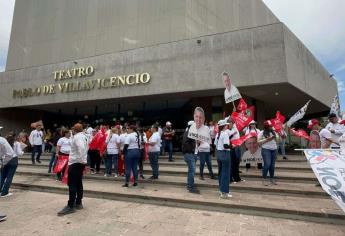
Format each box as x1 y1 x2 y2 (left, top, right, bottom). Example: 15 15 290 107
0 109 344 219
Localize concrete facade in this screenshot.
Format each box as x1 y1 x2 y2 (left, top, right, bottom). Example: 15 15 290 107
0 0 337 133
6 0 278 71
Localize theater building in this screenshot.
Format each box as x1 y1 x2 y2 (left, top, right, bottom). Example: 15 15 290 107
0 0 337 133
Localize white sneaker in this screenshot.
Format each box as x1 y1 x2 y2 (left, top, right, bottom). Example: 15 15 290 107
227 193 233 198
220 193 228 199
114 174 118 178
104 174 108 177
1 193 13 198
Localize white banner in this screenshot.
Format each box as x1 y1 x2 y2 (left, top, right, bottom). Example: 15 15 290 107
304 149 345 213
330 95 341 118
187 123 211 144
286 100 310 127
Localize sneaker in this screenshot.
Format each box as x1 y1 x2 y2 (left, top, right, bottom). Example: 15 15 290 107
210 175 216 180
149 176 155 180
0 193 13 198
270 179 277 185
57 206 76 216
283 156 288 160
227 193 233 198
75 204 83 210
140 175 145 179
133 183 138 187
36 160 41 164
114 174 118 178
262 179 270 186
0 214 7 222
90 171 96 175
32 162 36 165
199 176 205 180
220 193 228 199
188 188 200 194
122 183 129 188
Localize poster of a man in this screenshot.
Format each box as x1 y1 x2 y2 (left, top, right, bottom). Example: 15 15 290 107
241 136 262 169
223 72 242 104
187 107 211 144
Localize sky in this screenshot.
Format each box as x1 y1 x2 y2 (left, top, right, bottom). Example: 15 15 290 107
0 0 344 108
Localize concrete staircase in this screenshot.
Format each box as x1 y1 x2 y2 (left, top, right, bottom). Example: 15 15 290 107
11 153 345 225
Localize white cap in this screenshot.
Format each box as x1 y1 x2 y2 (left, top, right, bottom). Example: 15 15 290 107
187 121 194 126
218 119 230 127
249 120 257 125
166 121 172 126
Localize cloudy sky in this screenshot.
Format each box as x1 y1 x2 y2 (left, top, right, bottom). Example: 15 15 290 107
0 0 344 108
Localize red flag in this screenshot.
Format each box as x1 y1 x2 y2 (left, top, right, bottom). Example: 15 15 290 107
290 128 311 141
231 133 257 147
237 99 248 112
231 110 253 132
271 111 285 133
89 128 107 155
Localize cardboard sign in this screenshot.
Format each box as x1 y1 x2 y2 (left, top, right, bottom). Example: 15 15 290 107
187 123 211 144
224 85 242 104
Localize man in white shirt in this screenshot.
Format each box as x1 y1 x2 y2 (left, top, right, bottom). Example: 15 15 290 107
0 136 17 197
58 123 88 216
148 124 161 179
29 125 44 164
325 113 345 148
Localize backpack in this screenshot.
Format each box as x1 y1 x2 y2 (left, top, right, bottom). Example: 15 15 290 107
181 127 195 154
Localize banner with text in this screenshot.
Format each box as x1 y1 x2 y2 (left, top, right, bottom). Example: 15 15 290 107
304 150 345 213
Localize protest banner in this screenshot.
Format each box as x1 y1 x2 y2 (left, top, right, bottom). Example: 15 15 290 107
290 128 311 141
271 111 285 133
304 149 345 213
330 95 341 118
187 107 211 144
286 100 311 127
222 72 242 104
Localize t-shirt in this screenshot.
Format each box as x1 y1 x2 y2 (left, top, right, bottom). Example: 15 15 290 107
227 127 240 140
125 132 140 149
215 131 230 151
57 137 71 154
0 137 16 166
325 122 345 148
29 130 43 145
106 134 121 154
68 132 88 165
198 140 210 153
319 128 332 149
13 141 24 157
148 132 161 153
120 133 127 150
258 130 278 150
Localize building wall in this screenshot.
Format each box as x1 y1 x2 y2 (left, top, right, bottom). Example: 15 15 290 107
283 25 337 107
6 0 278 70
0 23 288 108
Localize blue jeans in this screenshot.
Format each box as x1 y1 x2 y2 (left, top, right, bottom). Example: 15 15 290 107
124 149 140 184
278 139 286 156
184 153 197 189
149 152 160 178
262 148 277 179
48 150 56 172
164 140 173 161
217 150 231 194
31 145 42 163
105 154 118 175
0 157 18 196
199 152 214 177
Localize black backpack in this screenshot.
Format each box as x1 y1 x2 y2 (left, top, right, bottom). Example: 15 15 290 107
182 127 196 154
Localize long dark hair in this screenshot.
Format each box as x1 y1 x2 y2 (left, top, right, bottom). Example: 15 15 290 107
263 126 275 139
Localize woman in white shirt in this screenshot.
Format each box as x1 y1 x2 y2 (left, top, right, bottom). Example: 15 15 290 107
105 127 121 177
122 125 141 187
258 120 278 186
214 119 232 199
245 121 261 135
148 125 161 179
55 129 71 181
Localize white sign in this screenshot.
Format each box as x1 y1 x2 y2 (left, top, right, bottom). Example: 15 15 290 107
224 86 242 104
187 123 211 144
286 100 310 127
330 95 341 118
304 149 345 213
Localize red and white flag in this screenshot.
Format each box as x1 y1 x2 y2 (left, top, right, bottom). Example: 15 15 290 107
231 133 257 147
271 111 285 133
290 128 311 141
231 110 253 132
237 98 248 112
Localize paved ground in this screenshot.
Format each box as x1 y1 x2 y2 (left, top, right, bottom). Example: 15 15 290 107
1 190 345 236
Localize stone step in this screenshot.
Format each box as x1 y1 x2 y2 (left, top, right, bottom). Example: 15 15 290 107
10 175 345 225
23 153 307 162
15 166 326 198
18 158 312 172
17 163 317 183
